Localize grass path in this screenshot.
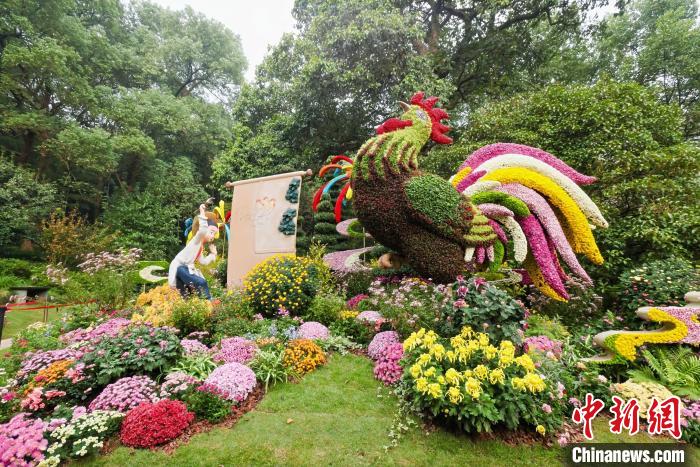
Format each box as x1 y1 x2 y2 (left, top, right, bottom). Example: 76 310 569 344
84 354 696 466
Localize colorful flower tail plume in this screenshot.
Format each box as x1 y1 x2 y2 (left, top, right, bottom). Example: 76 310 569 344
450 142 607 301
312 154 354 222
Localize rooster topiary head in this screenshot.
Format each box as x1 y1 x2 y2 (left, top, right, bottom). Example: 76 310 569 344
376 91 453 145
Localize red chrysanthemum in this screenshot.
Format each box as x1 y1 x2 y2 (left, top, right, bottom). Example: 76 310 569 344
119 399 194 448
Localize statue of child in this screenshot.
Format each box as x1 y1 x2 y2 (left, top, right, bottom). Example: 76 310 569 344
168 203 218 300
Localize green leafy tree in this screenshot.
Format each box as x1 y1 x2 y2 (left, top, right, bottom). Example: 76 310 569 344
425 79 700 301
596 0 700 137
0 156 58 250
0 0 244 221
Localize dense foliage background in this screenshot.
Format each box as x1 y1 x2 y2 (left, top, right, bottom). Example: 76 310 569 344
1 0 698 302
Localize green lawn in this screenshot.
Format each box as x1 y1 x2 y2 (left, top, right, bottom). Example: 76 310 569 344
1 306 65 339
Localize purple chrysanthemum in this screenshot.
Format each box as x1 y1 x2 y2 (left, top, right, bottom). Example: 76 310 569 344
367 331 400 360
88 375 159 413
297 322 330 340
204 363 257 402
213 337 258 364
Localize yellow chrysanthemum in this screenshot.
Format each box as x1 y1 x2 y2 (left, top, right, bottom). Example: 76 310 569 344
416 377 429 394
515 354 536 372
489 368 506 385
427 383 442 399
447 386 463 404
473 364 489 380
464 377 482 400
445 368 461 386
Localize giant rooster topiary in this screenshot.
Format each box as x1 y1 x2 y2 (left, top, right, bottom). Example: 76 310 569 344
313 92 608 301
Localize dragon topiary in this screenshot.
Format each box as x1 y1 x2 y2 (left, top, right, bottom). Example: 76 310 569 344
313 92 608 301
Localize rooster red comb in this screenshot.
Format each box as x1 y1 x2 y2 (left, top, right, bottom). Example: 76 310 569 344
410 91 452 145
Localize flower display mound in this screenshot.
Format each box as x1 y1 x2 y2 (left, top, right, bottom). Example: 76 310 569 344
120 400 194 448
401 326 566 435
0 413 47 466
213 337 258 364
297 321 330 340
89 375 159 413
243 254 322 317
374 342 403 385
204 363 257 402
368 331 400 360
283 339 326 376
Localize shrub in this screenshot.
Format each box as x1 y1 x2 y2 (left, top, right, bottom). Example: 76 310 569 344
204 363 257 402
76 248 142 309
617 258 699 314
304 293 344 325
44 410 123 464
400 326 567 435
365 278 449 337
79 324 180 384
526 276 603 329
88 375 159 412
329 312 374 345
169 353 217 380
297 322 330 340
213 337 258 364
368 331 400 361
337 270 375 297
524 314 570 341
182 385 234 423
211 314 263 342
132 284 184 326
60 303 103 332
120 400 194 448
436 277 526 345
243 255 320 317
40 210 117 267
374 342 403 385
0 413 48 466
283 339 326 376
172 298 213 336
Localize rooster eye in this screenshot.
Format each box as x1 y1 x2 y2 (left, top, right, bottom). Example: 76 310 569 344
415 109 428 121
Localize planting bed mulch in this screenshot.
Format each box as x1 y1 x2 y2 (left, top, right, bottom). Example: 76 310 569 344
101 385 267 456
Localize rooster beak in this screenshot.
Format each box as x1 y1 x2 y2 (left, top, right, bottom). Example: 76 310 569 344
399 101 410 112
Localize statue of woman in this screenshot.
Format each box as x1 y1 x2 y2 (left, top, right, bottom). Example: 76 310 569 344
168 203 218 300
